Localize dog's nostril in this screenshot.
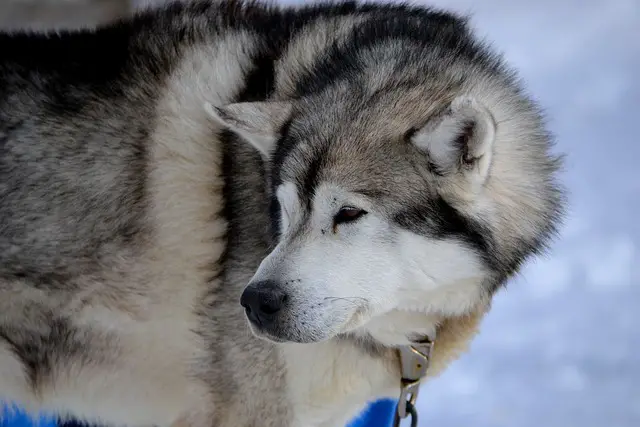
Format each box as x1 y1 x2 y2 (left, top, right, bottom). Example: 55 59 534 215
259 303 277 315
259 291 287 315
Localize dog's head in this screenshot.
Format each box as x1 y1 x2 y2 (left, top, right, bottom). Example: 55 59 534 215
206 76 564 344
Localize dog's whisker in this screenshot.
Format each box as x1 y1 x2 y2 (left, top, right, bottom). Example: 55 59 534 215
323 296 367 306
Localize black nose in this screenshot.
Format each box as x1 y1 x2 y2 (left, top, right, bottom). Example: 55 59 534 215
240 281 288 327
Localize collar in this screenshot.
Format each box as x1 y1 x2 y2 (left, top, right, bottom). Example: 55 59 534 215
393 335 435 427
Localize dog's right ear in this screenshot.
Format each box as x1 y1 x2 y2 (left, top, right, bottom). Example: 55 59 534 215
409 96 496 190
204 101 292 160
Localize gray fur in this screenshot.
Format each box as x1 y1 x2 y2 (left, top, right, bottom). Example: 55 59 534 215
0 1 566 426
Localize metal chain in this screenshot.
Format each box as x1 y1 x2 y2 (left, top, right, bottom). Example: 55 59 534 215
393 400 418 427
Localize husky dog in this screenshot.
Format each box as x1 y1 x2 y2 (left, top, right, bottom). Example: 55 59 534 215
0 1 565 426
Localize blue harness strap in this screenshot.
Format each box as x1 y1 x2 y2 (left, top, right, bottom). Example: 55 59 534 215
0 406 55 427
2 401 396 427
347 399 396 427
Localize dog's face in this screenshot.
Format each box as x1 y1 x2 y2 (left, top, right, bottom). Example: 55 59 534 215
206 91 496 344
205 84 553 344
241 177 488 344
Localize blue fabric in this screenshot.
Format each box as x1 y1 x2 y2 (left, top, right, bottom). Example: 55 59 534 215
0 406 55 427
2 399 395 427
347 399 396 427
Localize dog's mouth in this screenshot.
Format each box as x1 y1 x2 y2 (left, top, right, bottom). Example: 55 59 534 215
245 317 320 344
243 303 372 344
247 323 289 343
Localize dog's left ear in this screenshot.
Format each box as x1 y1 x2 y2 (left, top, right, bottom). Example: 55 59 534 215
204 101 292 159
410 96 496 188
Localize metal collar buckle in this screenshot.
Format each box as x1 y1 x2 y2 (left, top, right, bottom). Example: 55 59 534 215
393 337 434 427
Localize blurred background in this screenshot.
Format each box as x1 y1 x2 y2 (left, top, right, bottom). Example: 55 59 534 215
1 0 638 426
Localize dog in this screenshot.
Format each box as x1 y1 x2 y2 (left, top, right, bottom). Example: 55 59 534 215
0 1 566 426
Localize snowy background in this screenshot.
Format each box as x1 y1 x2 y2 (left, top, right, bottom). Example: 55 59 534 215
3 0 639 426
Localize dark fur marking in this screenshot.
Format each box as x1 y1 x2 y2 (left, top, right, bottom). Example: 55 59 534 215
291 8 504 98
0 318 91 393
218 47 277 256
271 119 299 189
394 196 495 270
268 118 294 240
0 27 129 99
299 143 330 211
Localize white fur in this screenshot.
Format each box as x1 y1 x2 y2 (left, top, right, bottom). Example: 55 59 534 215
412 95 496 190
275 181 300 233
282 340 399 427
249 182 487 345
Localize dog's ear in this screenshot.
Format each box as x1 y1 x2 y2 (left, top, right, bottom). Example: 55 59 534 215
204 101 292 159
410 96 496 188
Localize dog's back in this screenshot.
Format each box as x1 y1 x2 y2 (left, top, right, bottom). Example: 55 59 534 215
0 24 154 285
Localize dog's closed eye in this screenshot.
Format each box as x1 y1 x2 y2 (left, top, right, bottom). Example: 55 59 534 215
333 207 367 228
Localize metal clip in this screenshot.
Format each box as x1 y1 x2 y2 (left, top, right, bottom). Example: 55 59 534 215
393 338 434 427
